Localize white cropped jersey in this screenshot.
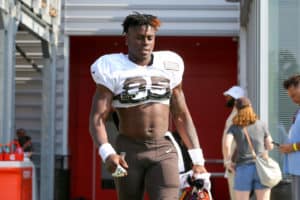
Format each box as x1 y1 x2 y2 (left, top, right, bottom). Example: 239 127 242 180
90 51 184 108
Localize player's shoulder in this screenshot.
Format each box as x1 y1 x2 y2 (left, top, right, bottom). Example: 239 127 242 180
153 51 184 71
91 53 127 72
153 50 183 61
94 53 125 65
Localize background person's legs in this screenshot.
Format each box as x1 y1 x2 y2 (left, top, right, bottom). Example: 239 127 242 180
235 190 250 200
226 170 236 200
255 188 270 200
249 190 256 200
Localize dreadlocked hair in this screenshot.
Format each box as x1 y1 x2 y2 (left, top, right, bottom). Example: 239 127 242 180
232 105 258 127
122 12 161 33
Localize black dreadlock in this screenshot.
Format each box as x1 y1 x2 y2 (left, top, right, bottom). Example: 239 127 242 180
122 12 161 33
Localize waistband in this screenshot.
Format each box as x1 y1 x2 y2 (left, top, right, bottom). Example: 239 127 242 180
118 132 171 144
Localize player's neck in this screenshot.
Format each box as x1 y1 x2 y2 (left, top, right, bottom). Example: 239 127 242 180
128 54 153 67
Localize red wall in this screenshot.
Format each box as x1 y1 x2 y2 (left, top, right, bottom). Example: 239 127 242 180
69 36 237 200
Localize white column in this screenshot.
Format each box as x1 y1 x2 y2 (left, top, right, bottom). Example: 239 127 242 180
40 37 56 200
62 36 70 157
259 0 269 123
239 27 248 95
0 11 17 144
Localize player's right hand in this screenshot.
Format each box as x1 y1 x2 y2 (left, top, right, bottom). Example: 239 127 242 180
105 154 128 174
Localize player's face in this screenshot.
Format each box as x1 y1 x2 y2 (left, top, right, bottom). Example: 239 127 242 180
126 25 156 65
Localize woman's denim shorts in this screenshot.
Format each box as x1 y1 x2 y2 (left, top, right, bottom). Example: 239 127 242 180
234 163 269 191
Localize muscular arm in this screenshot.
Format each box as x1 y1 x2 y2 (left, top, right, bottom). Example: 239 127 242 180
170 84 200 149
89 84 128 173
89 84 114 147
170 84 206 173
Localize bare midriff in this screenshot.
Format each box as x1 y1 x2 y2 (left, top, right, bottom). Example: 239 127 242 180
116 103 170 140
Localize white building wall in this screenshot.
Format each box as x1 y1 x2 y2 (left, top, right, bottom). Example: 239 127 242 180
64 0 240 36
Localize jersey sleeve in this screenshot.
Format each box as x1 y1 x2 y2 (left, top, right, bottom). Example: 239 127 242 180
168 51 184 89
90 55 115 93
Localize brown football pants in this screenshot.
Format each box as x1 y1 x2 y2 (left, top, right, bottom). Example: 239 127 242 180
114 134 179 200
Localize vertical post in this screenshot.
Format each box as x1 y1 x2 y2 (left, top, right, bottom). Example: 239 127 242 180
62 36 69 157
259 0 269 123
239 27 247 93
0 10 17 144
40 37 56 200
